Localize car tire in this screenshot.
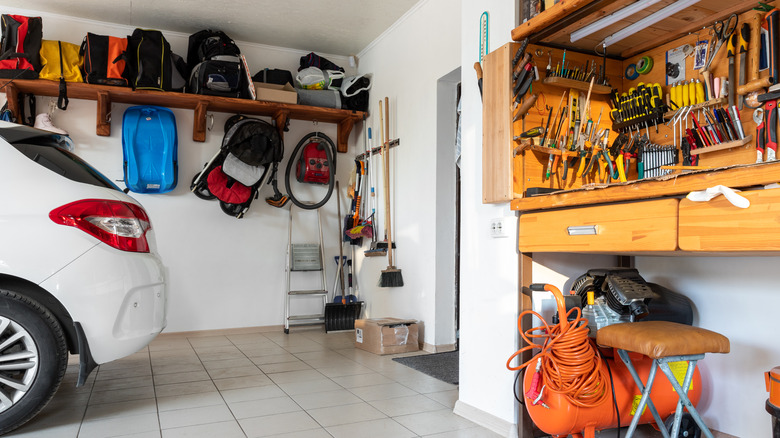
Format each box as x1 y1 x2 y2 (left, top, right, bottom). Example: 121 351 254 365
0 289 68 435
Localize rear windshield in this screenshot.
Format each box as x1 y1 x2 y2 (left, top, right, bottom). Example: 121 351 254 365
12 139 120 191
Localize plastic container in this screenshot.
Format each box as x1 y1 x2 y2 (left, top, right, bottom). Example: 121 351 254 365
766 366 780 437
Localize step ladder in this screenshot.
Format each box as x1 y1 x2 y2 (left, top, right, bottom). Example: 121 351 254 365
284 206 328 334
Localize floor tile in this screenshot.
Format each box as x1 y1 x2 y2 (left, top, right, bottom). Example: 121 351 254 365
348 382 418 401
97 365 152 381
213 374 273 391
247 353 298 365
316 363 375 378
89 386 156 405
369 394 447 417
325 418 416 438
201 357 255 371
277 378 342 396
425 389 459 409
92 375 154 392
219 385 287 403
84 398 158 421
160 420 246 438
306 402 387 427
154 380 217 398
207 365 263 380
239 411 321 437
187 335 233 348
266 369 324 384
271 429 332 438
156 391 226 412
153 370 211 386
78 412 160 438
423 426 505 437
290 388 363 410
227 395 302 419
393 408 476 436
331 372 395 388
257 361 312 374
158 403 234 429
151 362 206 376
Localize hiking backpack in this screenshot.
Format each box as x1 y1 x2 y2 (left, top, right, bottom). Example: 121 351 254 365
0 14 42 79
126 29 187 92
187 29 248 98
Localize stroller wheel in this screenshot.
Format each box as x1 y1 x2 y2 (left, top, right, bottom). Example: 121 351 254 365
191 172 216 200
220 201 245 218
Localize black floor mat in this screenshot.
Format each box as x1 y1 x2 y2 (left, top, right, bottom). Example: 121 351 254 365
392 351 458 385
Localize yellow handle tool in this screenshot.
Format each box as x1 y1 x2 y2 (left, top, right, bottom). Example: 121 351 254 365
682 81 690 107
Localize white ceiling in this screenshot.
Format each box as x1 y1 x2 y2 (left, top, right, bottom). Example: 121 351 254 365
5 0 420 56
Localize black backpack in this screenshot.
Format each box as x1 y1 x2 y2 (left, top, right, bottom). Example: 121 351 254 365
126 29 187 92
0 14 42 79
186 30 241 72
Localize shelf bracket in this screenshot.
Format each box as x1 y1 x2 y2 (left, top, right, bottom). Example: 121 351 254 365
96 91 111 137
193 101 209 142
273 110 290 140
4 83 19 122
337 117 357 153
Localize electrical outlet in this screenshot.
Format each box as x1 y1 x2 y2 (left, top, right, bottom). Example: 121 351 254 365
490 218 509 238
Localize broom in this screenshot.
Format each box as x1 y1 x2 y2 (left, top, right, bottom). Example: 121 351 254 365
379 97 403 287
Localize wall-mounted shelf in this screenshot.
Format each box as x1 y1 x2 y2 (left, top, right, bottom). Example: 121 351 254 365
0 79 366 153
541 76 611 94
690 135 753 156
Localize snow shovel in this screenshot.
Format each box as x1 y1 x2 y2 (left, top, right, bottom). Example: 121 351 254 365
325 181 362 332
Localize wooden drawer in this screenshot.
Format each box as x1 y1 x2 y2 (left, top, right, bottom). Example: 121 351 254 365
679 188 780 251
518 199 679 252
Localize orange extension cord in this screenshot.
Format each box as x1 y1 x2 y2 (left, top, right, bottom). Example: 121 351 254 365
507 284 610 408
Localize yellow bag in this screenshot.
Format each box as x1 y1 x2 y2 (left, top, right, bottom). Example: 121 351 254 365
39 40 83 110
39 40 83 82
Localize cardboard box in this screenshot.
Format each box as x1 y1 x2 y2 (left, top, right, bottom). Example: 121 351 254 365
253 82 297 104
354 318 419 355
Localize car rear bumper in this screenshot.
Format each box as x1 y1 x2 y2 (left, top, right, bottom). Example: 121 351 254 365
39 244 167 364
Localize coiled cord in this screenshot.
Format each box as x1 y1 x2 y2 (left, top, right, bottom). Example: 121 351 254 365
507 284 610 408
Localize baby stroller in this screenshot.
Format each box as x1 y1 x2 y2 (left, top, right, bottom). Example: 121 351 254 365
190 115 284 218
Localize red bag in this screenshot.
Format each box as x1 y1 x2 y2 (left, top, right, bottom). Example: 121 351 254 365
0 14 42 79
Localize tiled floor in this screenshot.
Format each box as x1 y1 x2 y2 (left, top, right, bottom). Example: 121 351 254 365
6 327 502 438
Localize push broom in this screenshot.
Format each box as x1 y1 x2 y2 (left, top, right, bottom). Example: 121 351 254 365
379 97 403 287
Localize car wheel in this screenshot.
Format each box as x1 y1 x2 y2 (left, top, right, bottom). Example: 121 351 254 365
0 289 67 435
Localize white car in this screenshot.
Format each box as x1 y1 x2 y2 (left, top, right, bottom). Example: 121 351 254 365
0 121 167 433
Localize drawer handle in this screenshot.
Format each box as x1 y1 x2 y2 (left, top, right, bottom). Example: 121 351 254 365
567 225 598 236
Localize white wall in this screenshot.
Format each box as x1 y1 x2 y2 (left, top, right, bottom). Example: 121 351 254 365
636 256 780 437
1 6 359 333
354 0 461 347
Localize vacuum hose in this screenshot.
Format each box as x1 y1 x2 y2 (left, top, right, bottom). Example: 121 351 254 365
507 284 610 408
284 132 336 210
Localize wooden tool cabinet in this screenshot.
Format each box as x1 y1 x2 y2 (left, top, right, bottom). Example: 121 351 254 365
485 1 780 436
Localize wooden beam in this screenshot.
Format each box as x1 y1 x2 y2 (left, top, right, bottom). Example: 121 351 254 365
4 83 19 122
193 101 209 142
620 0 758 58
96 90 111 137
512 0 599 42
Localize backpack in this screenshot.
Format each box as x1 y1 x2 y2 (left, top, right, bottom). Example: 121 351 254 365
39 40 84 110
189 56 246 98
186 29 240 72
126 29 187 92
81 33 129 86
0 14 42 79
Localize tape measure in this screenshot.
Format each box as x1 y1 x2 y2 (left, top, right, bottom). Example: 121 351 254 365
625 64 639 80
636 56 654 74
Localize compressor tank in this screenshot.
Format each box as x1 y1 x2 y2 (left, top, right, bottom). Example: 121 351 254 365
523 349 702 437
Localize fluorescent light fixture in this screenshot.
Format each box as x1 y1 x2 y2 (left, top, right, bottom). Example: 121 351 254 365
600 0 701 48
570 0 664 43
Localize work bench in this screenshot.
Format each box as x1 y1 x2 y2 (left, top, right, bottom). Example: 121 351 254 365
480 1 780 436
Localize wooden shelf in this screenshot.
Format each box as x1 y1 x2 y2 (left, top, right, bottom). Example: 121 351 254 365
663 98 727 120
511 160 780 213
0 79 366 152
541 76 611 94
690 135 753 156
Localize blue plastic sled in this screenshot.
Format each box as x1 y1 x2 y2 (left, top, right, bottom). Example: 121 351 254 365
122 105 178 193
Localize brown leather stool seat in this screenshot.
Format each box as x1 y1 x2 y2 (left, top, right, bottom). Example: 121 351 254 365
596 320 730 358
596 320 730 438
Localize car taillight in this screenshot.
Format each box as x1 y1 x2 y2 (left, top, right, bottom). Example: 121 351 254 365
49 199 151 253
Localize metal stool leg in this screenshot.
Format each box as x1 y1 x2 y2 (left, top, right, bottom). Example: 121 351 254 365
657 355 714 438
616 349 670 438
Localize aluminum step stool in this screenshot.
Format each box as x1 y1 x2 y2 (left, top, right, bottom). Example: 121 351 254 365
284 206 328 334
